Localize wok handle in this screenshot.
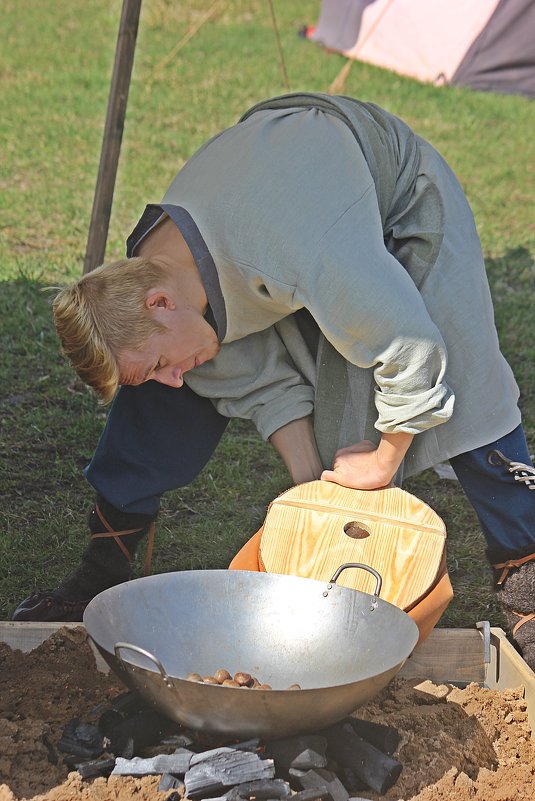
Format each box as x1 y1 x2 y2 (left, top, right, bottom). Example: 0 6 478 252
328 562 383 596
114 641 173 687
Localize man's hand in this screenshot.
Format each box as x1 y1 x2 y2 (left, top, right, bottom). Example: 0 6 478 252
321 432 414 490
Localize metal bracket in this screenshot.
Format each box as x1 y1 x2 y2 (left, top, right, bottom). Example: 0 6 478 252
476 620 491 684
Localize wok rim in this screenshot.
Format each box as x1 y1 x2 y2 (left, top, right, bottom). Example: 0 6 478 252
84 568 420 690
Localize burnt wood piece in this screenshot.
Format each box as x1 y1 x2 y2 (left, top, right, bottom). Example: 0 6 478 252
74 756 116 779
226 778 292 800
296 769 349 801
185 750 275 798
58 719 105 759
158 773 185 792
345 718 401 756
266 736 328 770
160 733 195 749
112 751 193 776
106 708 176 756
290 789 334 801
321 722 402 795
336 767 366 793
98 691 146 735
231 738 262 752
288 767 308 789
41 733 58 765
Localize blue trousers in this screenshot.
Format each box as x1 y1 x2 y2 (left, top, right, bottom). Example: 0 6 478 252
85 381 228 516
450 425 535 562
86 381 535 563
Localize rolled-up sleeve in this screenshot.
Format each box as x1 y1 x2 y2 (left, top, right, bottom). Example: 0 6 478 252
299 185 455 434
184 326 314 440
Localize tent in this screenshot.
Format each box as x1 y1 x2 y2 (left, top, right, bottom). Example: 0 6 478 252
307 0 535 98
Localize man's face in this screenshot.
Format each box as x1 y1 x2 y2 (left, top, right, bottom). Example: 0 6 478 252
118 303 220 389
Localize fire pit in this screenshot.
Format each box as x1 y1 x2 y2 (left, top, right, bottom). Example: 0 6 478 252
1 625 534 801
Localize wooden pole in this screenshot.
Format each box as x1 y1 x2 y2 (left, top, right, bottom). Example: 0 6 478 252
83 0 142 274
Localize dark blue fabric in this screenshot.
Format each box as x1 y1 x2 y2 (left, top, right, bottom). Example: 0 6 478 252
450 425 535 562
85 381 228 515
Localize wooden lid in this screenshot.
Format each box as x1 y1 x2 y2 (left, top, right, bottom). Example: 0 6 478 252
259 481 446 610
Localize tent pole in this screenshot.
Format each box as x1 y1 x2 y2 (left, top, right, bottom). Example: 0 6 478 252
82 0 142 275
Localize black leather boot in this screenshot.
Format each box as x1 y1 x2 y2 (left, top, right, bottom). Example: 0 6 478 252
11 496 157 622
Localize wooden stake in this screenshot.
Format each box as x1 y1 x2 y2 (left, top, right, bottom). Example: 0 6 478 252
83 0 142 274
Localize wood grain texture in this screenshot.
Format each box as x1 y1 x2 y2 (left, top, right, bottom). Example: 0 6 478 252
400 629 486 683
260 481 446 609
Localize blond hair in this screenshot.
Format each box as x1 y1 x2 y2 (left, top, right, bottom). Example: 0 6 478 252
53 257 167 404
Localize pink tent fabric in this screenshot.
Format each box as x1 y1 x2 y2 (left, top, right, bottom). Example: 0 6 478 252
342 0 499 84
309 0 535 97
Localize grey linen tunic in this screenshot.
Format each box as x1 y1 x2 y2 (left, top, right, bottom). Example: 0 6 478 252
129 93 520 478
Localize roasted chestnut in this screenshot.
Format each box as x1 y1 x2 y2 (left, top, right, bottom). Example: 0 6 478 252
214 668 232 684
234 672 254 687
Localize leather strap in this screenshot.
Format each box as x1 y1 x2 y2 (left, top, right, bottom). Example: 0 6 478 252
511 611 535 637
493 550 535 586
90 504 155 576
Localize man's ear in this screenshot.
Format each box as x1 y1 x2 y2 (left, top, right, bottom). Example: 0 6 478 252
144 290 176 312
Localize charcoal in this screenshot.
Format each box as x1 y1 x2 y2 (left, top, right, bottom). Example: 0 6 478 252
185 750 275 798
345 798 374 801
106 708 176 755
98 709 124 736
288 768 308 780
267 736 328 771
41 733 58 765
118 736 135 760
231 739 262 752
297 769 349 801
345 718 401 757
112 752 193 776
158 773 185 792
58 719 106 759
321 722 402 795
75 756 116 779
190 746 247 766
226 778 292 800
160 733 195 748
98 692 146 734
190 747 231 766
290 789 333 801
337 767 366 793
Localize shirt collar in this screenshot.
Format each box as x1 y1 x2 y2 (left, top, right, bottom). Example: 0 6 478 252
126 204 227 341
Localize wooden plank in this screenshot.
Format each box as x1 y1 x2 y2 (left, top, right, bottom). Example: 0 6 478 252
400 628 486 683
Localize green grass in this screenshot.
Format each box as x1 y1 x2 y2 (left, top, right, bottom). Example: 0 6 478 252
1 0 534 629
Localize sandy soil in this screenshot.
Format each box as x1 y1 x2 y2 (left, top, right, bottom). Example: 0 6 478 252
0 627 534 801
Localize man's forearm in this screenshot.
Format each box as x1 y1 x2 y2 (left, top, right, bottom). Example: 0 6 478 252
375 431 414 478
269 416 323 485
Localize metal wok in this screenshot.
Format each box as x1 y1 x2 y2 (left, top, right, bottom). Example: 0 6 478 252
83 565 418 739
